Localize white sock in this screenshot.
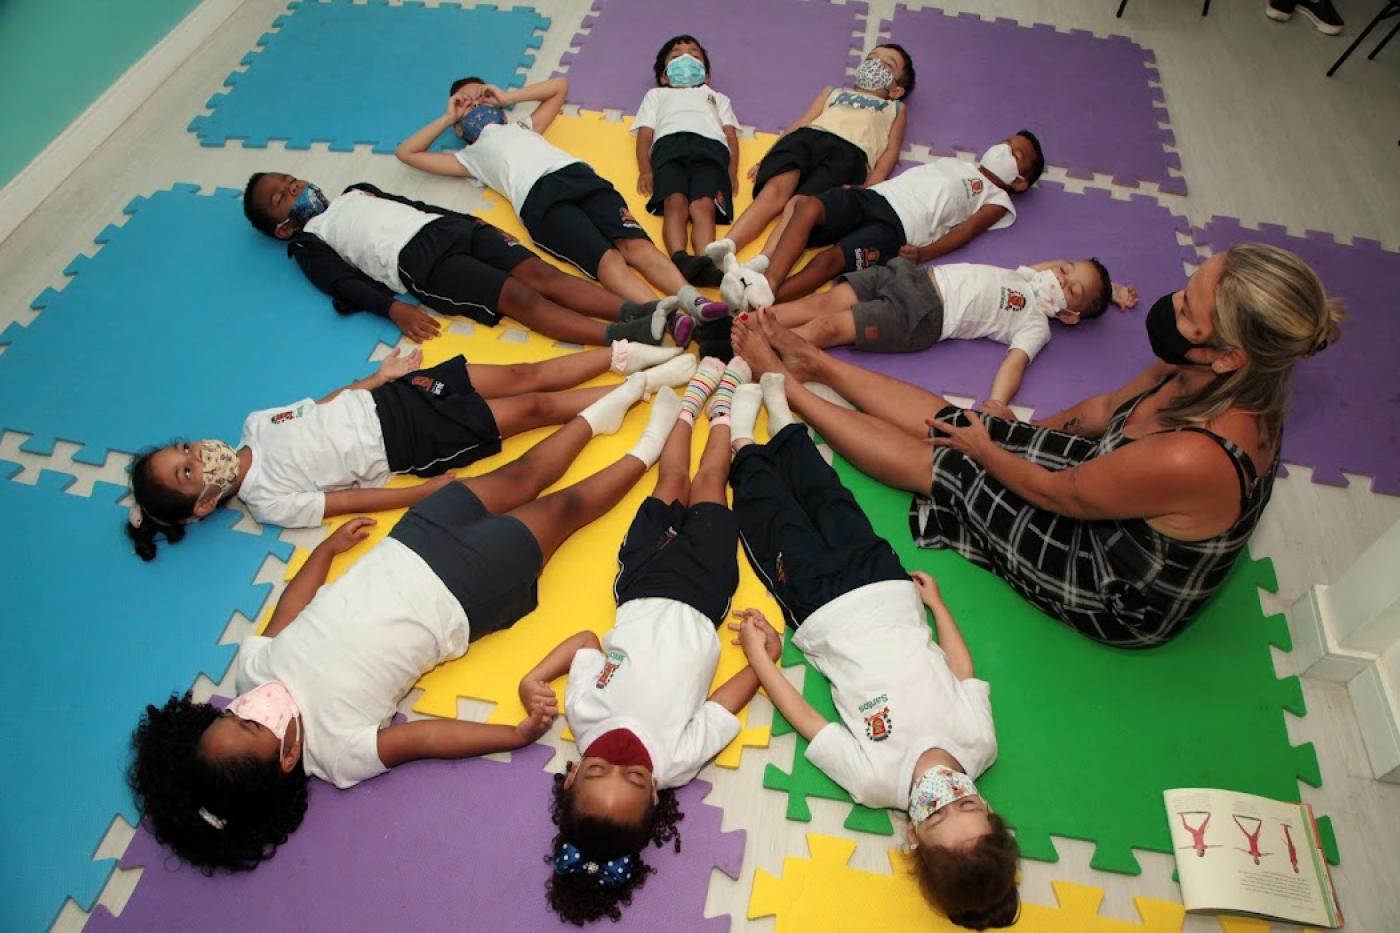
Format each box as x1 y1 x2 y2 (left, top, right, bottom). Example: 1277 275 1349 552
704 238 736 266
745 254 771 275
580 373 646 436
760 372 797 434
611 340 684 375
628 388 682 467
642 354 698 393
650 307 669 341
729 383 763 445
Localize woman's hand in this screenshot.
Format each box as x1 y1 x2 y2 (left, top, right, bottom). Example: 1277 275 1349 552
927 411 995 462
376 347 424 383
730 608 782 662
322 517 376 554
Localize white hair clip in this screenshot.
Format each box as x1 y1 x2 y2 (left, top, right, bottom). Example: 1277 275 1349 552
198 807 226 830
128 505 144 529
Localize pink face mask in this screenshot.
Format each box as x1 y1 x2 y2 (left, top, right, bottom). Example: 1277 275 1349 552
226 681 302 758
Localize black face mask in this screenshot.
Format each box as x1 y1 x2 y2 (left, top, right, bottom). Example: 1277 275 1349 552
1146 292 1211 365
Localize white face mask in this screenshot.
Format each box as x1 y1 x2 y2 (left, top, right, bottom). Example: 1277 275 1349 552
909 764 980 826
980 142 1021 186
196 439 239 504
1020 266 1067 317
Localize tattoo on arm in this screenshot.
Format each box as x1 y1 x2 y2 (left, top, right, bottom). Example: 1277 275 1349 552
1063 416 1082 434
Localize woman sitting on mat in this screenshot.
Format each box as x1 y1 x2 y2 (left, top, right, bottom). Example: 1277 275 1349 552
125 343 696 558
733 243 1342 648
526 364 775 924
128 392 684 872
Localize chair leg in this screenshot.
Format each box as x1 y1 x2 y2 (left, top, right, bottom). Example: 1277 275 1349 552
1328 10 1387 76
1366 17 1400 60
1202 0 1211 15
1117 0 1128 18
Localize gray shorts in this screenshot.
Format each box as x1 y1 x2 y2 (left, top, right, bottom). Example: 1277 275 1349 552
840 257 945 353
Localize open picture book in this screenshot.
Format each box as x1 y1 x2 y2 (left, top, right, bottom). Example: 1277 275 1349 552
1164 788 1342 928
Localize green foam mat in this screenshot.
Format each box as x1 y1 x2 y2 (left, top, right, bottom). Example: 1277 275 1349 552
763 451 1337 874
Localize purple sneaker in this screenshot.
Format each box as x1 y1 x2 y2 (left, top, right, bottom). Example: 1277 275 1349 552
667 310 696 346
691 297 731 322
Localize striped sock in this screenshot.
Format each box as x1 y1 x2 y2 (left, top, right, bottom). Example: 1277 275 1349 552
705 356 752 425
678 357 725 425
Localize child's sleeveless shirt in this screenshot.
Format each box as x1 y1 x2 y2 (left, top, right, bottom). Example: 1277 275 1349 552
807 88 899 168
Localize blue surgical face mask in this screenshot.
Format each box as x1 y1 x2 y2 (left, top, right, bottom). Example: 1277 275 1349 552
665 52 706 88
279 183 328 231
458 104 507 144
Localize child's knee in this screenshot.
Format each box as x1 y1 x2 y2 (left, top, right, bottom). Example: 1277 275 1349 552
688 197 715 221
614 238 651 260
792 195 823 222
511 257 557 291
499 276 546 314
663 192 689 213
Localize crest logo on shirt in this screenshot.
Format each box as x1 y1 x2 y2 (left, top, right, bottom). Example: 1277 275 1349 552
270 410 296 424
411 376 446 396
596 650 626 689
852 246 880 270
864 706 894 742
963 177 984 198
1000 288 1027 313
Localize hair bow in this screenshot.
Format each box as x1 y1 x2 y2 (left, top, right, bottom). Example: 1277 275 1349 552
553 842 633 888
128 505 144 529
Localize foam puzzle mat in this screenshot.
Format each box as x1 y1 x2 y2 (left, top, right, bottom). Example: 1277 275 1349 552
758 452 1337 876
749 834 1189 931
554 0 867 135
90 741 745 931
0 465 291 931
1194 217 1400 495
189 0 549 153
879 6 1185 193
828 167 1195 418
0 184 398 465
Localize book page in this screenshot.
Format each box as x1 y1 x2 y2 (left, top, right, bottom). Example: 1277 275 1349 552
1163 788 1338 928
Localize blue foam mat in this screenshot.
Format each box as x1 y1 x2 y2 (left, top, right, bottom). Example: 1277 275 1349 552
189 0 549 153
0 463 293 930
0 184 398 464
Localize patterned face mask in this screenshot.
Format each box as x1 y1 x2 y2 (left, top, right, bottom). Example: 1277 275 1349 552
226 681 302 759
854 57 895 92
458 104 507 144
197 439 239 504
278 183 328 231
909 764 980 826
1023 267 1068 317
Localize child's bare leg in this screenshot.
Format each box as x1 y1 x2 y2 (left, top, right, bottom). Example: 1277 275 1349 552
616 237 688 295
510 257 625 320
467 348 612 397
792 310 857 349
690 421 732 505
764 195 825 286
486 386 614 437
597 249 661 303
497 279 616 345
510 453 648 562
461 417 593 514
773 246 845 303
662 194 690 258
769 283 859 328
724 170 800 252
652 413 694 505
688 198 717 256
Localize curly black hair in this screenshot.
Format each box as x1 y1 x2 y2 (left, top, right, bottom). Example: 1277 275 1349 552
1014 130 1045 186
128 693 309 873
242 172 279 237
653 35 711 86
544 766 684 924
912 810 1021 929
126 445 199 561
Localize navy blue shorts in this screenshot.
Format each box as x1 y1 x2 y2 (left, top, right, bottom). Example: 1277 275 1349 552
811 186 907 274
614 498 739 626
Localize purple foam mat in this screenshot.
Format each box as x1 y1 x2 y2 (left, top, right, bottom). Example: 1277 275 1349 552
829 166 1195 418
554 0 867 134
880 6 1184 194
1195 219 1400 494
90 741 744 931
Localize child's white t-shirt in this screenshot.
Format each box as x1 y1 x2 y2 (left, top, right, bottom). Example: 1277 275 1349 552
452 121 581 214
793 580 997 811
565 598 741 789
302 189 437 293
237 391 390 529
870 158 1015 248
932 263 1054 361
236 538 470 789
631 86 739 148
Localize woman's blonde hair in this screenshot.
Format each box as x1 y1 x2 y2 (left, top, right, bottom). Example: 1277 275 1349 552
1159 243 1343 448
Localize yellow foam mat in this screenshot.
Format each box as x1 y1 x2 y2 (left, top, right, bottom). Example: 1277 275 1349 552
748 834 1322 932
258 319 780 767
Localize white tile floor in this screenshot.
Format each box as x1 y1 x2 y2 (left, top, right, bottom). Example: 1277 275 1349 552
4 1 1398 930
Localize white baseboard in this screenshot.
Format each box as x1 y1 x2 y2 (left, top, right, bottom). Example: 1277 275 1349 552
1348 662 1400 784
0 0 245 246
1289 584 1374 683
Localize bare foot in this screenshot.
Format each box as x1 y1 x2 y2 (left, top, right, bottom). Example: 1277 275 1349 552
755 308 824 382
731 312 788 377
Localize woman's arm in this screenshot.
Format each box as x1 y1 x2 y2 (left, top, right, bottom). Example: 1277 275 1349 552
863 102 907 186
911 573 973 679
322 476 454 519
376 713 552 768
732 610 827 740
262 518 377 637
395 98 473 177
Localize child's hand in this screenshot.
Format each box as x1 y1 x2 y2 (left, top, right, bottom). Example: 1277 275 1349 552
478 84 505 106
445 95 469 122
1112 283 1138 310
518 677 558 721
389 302 442 342
910 571 945 608
899 244 923 263
376 347 424 383
746 164 759 182
730 609 782 662
324 517 376 555
515 702 556 744
637 171 653 196
980 399 1016 422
